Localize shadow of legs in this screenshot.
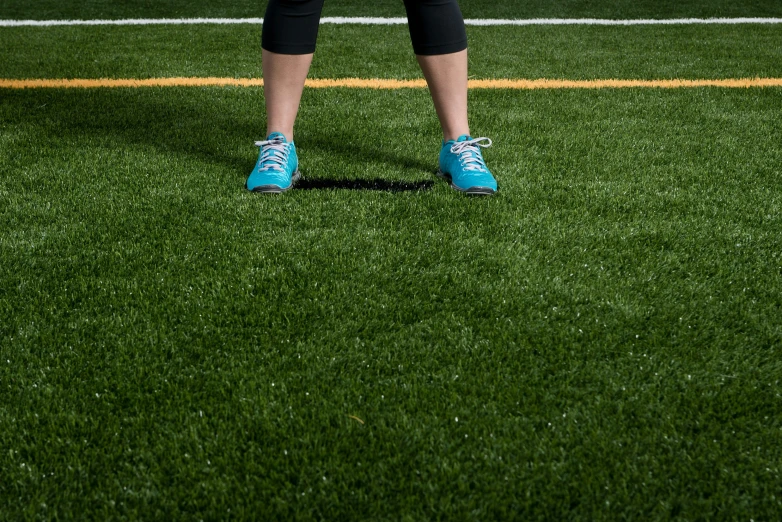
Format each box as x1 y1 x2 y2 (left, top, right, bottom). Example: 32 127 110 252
304 132 435 174
296 178 434 192
287 129 438 191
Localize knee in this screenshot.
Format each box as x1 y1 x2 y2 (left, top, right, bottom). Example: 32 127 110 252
275 0 321 7
266 0 325 19
404 0 459 6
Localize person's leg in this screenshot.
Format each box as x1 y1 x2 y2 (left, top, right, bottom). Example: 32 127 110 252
247 0 324 192
403 0 497 194
416 50 469 142
402 0 470 142
261 0 325 142
262 50 313 142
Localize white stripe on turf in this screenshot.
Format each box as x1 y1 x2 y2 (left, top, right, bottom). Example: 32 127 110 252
1 17 782 27
464 17 782 25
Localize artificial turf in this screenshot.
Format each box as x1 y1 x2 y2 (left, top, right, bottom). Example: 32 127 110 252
3 0 782 19
2 1 782 520
2 24 782 81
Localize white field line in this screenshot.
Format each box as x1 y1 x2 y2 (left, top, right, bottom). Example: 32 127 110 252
2 17 782 27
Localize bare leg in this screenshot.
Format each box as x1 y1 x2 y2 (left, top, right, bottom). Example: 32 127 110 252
416 49 470 142
262 49 313 142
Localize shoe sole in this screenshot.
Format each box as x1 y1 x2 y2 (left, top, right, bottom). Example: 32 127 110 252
436 170 497 195
247 170 302 194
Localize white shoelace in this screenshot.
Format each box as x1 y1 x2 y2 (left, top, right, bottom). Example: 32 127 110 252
254 136 289 172
450 137 492 172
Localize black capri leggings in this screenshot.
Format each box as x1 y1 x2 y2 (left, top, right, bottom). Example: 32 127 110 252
262 0 468 56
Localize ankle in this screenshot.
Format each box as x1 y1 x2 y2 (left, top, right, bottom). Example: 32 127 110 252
267 129 294 142
443 129 470 142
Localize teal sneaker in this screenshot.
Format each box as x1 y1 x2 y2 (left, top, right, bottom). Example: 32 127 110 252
437 135 497 195
246 132 301 193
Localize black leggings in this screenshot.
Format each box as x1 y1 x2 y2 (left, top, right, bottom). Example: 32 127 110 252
262 0 468 56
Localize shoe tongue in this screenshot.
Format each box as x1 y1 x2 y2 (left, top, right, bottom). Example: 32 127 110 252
456 134 473 142
266 132 287 142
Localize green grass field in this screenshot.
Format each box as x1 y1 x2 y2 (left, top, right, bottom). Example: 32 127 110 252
4 0 782 20
2 1 782 520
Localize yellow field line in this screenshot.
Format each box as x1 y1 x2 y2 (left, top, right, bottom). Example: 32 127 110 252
1 77 782 89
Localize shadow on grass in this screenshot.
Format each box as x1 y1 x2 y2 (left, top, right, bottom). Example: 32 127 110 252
304 132 434 175
1 90 438 187
296 177 434 192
